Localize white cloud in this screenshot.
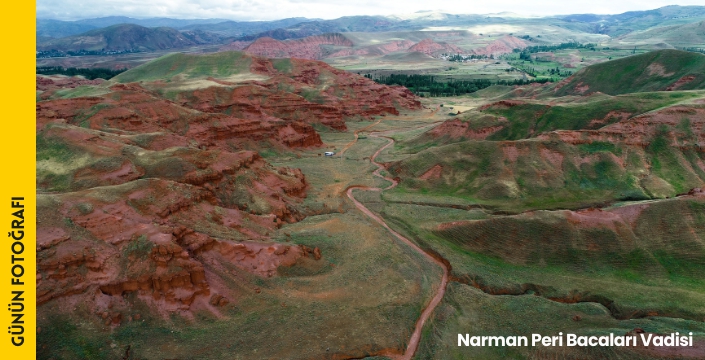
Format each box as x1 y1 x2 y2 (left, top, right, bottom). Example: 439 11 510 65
36 0 705 21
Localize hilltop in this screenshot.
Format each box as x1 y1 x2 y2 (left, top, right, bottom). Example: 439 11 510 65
554 49 705 95
407 38 464 56
236 15 399 41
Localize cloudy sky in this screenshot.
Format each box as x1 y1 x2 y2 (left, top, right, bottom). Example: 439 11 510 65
37 0 704 21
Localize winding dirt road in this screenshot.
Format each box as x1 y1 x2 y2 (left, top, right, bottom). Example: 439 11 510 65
346 133 449 360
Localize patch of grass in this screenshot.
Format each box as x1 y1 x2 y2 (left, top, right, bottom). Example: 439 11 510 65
300 88 327 104
272 58 293 73
123 235 154 260
38 314 110 360
53 85 111 99
37 133 79 162
579 141 621 155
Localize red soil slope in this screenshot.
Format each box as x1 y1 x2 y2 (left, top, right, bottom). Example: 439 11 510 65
428 118 508 140
327 40 416 58
407 38 465 55
36 55 421 319
471 35 527 56
237 34 353 60
176 57 420 132
38 92 313 315
37 75 105 92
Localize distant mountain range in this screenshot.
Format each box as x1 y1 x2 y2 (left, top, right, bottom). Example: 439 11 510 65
559 5 705 36
37 24 226 52
36 6 705 55
37 16 312 38
246 5 705 41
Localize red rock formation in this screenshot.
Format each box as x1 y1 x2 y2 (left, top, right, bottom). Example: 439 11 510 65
171 56 421 131
37 177 309 311
427 118 507 140
35 51 421 316
327 40 415 58
36 75 105 93
36 82 324 149
478 99 526 111
240 33 353 60
407 38 465 55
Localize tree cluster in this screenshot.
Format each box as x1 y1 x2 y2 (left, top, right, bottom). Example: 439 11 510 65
37 49 140 59
514 42 597 60
682 47 705 55
445 54 489 62
369 74 549 97
36 66 127 80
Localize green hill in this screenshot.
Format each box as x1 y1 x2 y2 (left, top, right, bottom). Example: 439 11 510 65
112 51 253 82
621 21 705 47
387 99 705 212
37 23 224 52
554 49 705 96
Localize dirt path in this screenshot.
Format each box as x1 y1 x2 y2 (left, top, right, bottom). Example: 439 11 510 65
340 106 441 158
339 118 383 158
346 133 449 360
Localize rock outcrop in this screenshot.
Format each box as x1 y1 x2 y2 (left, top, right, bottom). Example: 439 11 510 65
36 75 105 92
407 38 465 55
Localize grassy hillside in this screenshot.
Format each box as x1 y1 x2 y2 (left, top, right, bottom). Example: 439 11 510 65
112 51 252 82
418 281 705 359
400 91 699 151
387 101 705 211
377 196 705 316
37 24 224 52
554 49 705 95
485 91 697 140
370 186 705 359
388 139 701 211
621 21 705 47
